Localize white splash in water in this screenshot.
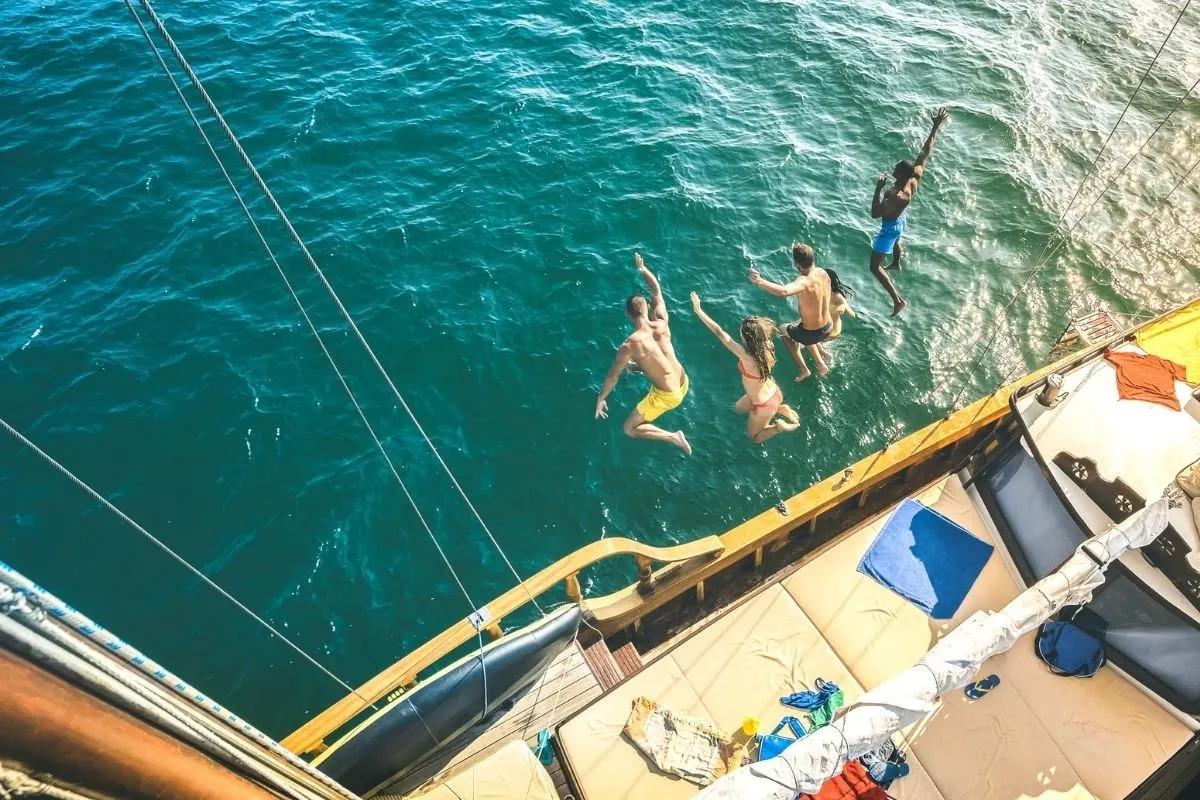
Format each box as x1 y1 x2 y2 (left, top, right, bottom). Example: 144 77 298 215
245 428 252 460
20 326 42 351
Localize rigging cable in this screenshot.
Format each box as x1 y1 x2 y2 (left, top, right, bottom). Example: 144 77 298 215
0 414 374 712
1059 144 1200 340
1052 69 1200 302
933 0 1195 413
121 0 490 715
131 0 544 618
1026 0 1192 267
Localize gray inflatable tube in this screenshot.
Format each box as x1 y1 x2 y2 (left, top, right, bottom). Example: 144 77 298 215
313 604 581 795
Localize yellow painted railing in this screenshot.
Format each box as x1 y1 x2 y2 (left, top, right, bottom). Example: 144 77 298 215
281 535 724 755
285 298 1197 757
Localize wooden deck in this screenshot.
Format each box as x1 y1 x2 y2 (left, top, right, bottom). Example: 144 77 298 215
377 642 601 799
284 537 723 756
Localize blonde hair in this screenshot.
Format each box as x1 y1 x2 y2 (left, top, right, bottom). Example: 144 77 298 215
740 316 776 378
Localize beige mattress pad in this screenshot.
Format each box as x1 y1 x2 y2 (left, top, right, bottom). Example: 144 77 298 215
557 477 1191 800
408 740 556 800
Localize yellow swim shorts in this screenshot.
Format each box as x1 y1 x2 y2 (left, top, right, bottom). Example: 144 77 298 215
636 375 689 422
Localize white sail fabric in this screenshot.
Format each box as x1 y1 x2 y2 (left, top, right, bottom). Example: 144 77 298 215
694 498 1170 800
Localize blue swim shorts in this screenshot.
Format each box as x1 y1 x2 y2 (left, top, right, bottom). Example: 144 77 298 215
872 215 906 255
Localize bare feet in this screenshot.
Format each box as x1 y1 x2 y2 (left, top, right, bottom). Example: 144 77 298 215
815 362 830 378
886 244 904 271
892 298 908 317
672 431 693 456
776 420 800 434
778 404 800 424
795 368 812 383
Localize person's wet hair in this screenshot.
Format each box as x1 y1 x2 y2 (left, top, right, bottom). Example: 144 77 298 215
792 243 815 271
740 316 776 379
893 159 915 184
626 295 648 318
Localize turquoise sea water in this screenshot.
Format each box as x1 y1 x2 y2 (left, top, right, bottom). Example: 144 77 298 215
2 0 1199 737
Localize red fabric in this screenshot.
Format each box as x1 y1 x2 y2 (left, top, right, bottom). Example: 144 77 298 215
799 760 887 800
1105 351 1187 411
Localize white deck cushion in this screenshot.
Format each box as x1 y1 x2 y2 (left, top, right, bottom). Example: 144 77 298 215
782 477 1019 689
671 584 866 732
995 638 1192 798
409 740 556 800
785 476 1190 800
557 655 711 800
558 476 1189 800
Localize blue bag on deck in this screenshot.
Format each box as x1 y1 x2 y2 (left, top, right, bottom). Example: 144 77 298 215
1035 620 1105 677
757 716 806 761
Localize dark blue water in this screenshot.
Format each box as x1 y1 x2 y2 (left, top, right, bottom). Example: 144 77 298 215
1 0 1198 737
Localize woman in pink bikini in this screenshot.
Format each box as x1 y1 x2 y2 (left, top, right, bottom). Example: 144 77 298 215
691 292 800 443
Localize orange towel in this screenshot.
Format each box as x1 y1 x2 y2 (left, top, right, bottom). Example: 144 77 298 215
800 760 886 800
1105 351 1186 411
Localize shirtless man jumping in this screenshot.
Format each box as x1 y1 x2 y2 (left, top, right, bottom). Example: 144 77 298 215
749 243 832 381
595 253 692 455
869 106 950 316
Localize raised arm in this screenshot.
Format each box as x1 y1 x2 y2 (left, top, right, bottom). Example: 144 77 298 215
690 292 747 359
909 106 949 187
595 341 632 419
635 252 667 321
871 173 889 218
748 267 797 298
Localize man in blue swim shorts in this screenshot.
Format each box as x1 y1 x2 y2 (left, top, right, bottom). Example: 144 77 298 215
869 107 949 316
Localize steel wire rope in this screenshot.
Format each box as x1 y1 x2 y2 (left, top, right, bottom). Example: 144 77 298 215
132 0 544 617
1027 0 1192 267
1058 143 1200 335
1051 67 1200 318
924 0 1195 414
0 414 374 712
120 0 492 718
1014 153 1200 424
1051 70 1200 291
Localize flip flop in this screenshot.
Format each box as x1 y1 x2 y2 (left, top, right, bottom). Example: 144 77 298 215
964 674 1000 700
867 759 911 782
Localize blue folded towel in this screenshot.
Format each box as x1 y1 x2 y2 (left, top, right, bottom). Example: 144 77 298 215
858 498 994 619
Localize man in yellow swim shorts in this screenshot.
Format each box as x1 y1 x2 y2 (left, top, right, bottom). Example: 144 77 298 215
595 253 692 455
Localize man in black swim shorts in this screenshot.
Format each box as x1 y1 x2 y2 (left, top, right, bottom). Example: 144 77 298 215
749 244 834 380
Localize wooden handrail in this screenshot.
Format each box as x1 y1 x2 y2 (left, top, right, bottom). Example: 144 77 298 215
583 353 1073 634
580 296 1200 632
280 535 724 755
284 299 1197 759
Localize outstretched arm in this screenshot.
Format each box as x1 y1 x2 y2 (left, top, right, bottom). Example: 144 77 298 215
691 292 747 359
595 341 632 419
635 253 667 321
748 267 797 298
909 106 949 188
